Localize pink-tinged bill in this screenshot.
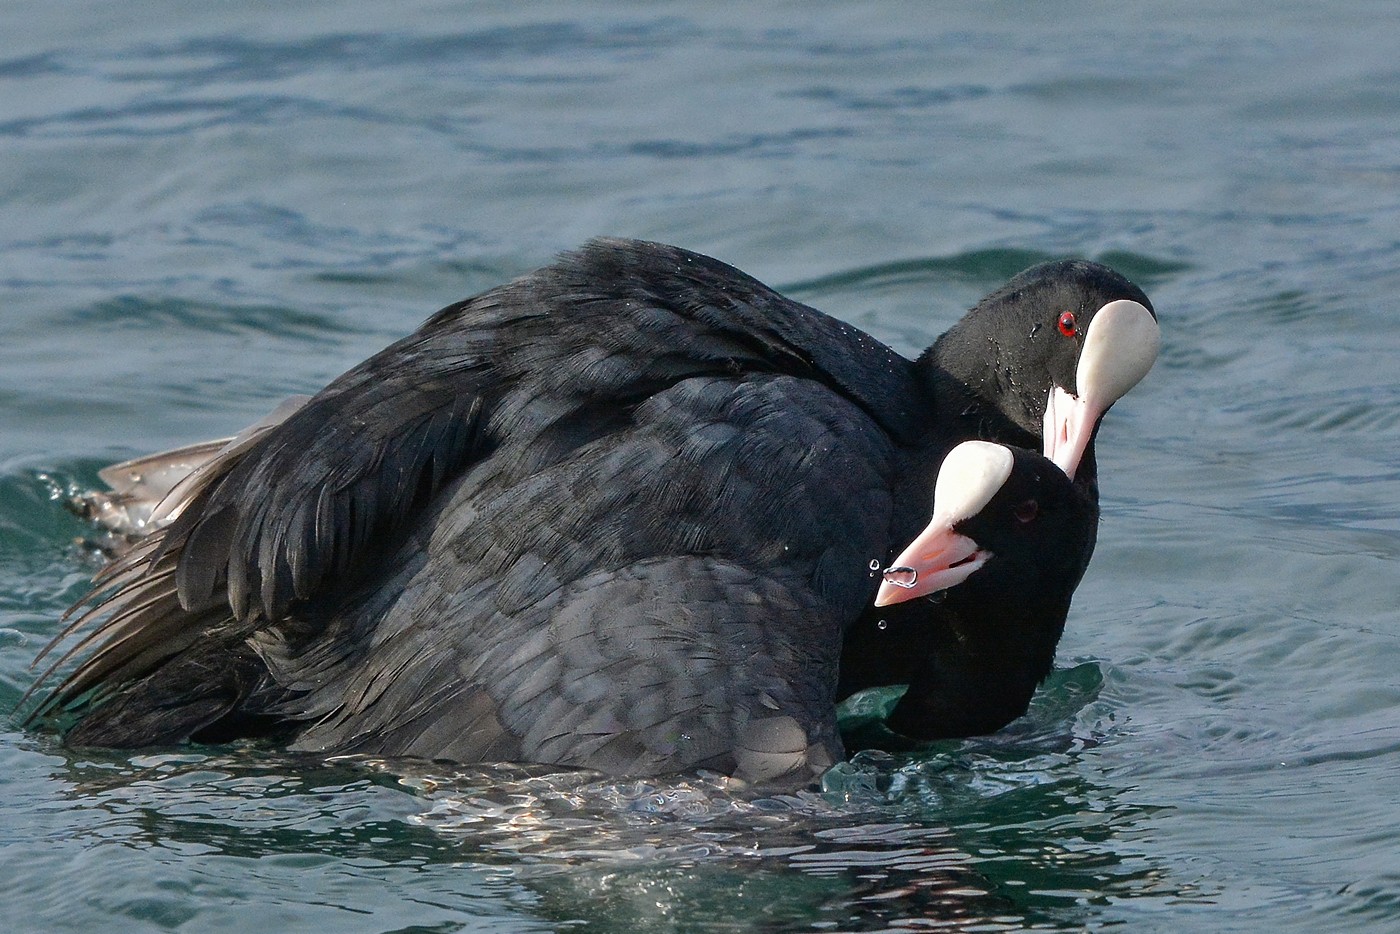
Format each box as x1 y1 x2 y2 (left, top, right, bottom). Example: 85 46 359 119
874 521 990 607
1042 385 1101 479
1042 299 1160 479
873 440 1011 608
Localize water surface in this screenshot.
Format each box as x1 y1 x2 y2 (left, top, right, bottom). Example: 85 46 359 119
3 3 1399 931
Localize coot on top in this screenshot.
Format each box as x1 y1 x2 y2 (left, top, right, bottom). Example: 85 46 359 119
29 238 1157 783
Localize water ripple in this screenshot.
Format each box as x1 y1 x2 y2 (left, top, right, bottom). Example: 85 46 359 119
53 294 350 343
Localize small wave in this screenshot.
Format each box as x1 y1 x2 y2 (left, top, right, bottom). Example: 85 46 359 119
786 83 992 113
54 294 349 343
784 247 1187 304
1226 385 1400 436
785 248 1055 299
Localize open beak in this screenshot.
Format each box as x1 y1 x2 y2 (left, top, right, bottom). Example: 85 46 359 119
1042 385 1102 479
874 518 991 607
1044 298 1160 479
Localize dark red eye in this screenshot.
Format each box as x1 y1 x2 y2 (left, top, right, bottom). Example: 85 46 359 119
1014 499 1039 524
1057 311 1077 337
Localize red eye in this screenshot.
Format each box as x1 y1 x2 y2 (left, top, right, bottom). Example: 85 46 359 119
1057 311 1077 337
1014 499 1039 524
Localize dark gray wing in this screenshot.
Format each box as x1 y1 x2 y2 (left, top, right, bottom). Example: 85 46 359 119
32 239 917 767
262 373 899 783
167 237 920 626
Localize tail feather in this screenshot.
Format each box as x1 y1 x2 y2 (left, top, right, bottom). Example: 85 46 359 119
63 639 274 747
24 406 302 740
66 396 311 541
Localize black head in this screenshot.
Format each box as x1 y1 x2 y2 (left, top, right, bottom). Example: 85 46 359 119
861 442 1099 740
924 260 1159 478
944 445 1099 609
876 441 1097 613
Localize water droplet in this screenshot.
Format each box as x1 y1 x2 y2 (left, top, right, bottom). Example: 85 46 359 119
882 566 918 589
868 559 881 571
876 619 888 630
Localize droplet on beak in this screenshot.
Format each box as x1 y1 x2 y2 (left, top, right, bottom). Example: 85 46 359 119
881 566 918 589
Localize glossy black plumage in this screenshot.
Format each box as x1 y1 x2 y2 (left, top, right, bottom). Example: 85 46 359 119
839 446 1098 739
28 238 1155 780
837 261 1155 738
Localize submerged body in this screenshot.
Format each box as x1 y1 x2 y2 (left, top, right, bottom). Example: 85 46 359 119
30 239 1157 781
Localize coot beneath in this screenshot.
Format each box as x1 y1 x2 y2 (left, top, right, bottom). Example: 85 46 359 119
842 441 1099 740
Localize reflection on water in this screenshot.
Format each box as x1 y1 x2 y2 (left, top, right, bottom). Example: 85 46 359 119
24 678 1190 934
400 753 1183 931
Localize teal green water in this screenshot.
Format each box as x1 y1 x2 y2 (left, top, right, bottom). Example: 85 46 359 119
3 3 1400 931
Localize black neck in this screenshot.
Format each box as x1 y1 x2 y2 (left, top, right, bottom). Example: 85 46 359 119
892 583 1071 740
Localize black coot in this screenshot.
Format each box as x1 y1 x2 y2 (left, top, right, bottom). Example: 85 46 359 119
840 441 1099 739
28 239 1156 782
